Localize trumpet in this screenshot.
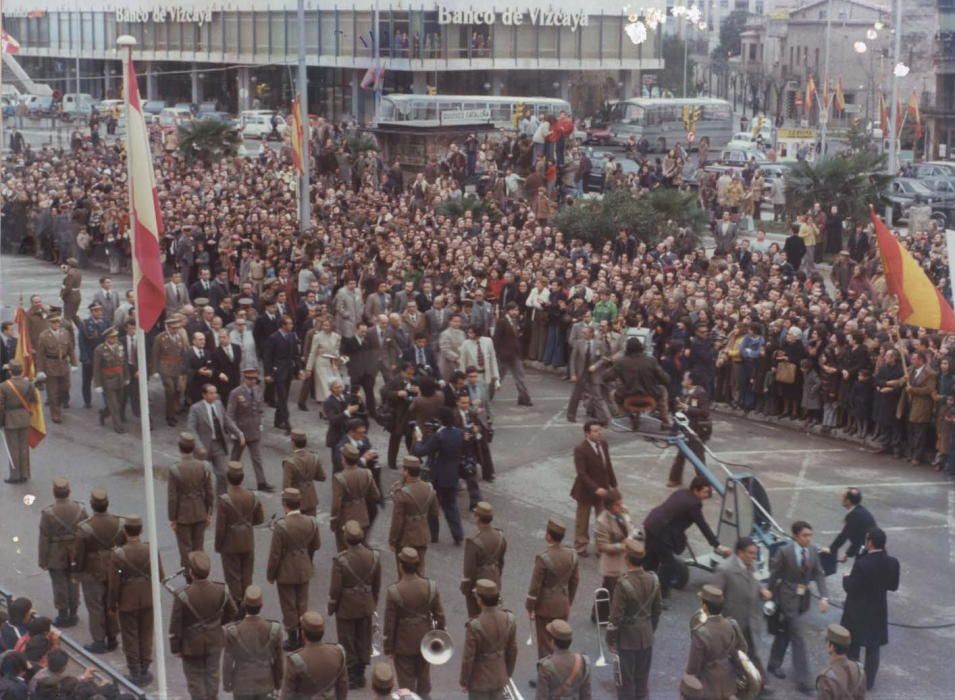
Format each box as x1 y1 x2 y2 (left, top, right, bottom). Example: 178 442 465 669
503 678 526 700
371 611 383 657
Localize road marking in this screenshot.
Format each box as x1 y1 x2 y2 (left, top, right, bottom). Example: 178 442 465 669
613 448 846 458
766 479 954 492
817 524 949 534
784 453 811 520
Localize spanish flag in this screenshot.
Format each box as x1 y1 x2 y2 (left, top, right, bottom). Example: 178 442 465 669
290 95 305 176
834 79 846 112
907 89 922 140
805 76 816 114
12 307 46 448
879 92 889 134
872 209 955 331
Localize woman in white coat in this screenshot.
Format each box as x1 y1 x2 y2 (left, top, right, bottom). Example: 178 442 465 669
458 325 500 398
305 316 343 402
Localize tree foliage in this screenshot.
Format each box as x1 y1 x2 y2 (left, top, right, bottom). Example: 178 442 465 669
784 151 892 224
659 37 698 96
712 10 749 60
552 188 708 245
434 194 499 222
177 120 241 165
346 134 381 156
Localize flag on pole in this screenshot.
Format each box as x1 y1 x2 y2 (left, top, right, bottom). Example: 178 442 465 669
804 76 816 115
878 93 888 134
834 79 846 112
290 96 305 176
1 30 20 54
907 89 922 140
360 66 384 90
123 57 165 332
872 208 955 331
12 307 46 448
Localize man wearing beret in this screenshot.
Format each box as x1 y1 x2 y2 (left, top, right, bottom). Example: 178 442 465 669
0 358 37 483
685 585 747 700
388 456 438 573
331 443 381 552
282 430 326 517
215 463 265 606
35 314 75 423
281 611 348 700
151 315 187 427
39 477 88 628
60 258 82 326
536 619 592 699
607 538 662 700
816 624 865 700
169 551 238 700
371 662 395 697
526 519 579 661
93 326 128 433
227 367 273 492
168 432 215 578
460 579 517 699
78 302 111 410
73 487 125 654
222 586 283 700
461 502 507 619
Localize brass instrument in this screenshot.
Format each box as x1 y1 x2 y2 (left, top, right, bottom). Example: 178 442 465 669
525 618 534 647
371 611 383 657
420 629 454 665
735 649 763 700
689 606 708 632
593 587 623 687
503 678 526 700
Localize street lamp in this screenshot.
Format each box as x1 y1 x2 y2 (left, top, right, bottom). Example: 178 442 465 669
854 41 868 53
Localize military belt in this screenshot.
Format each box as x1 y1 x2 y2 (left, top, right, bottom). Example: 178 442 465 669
102 367 123 375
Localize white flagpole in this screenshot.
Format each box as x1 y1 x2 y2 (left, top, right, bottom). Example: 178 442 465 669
117 34 169 700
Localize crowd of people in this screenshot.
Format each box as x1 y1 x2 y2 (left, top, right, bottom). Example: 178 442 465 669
0 101 926 700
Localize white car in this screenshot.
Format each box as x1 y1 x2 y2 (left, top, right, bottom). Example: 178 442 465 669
158 106 193 130
240 113 287 139
97 99 124 115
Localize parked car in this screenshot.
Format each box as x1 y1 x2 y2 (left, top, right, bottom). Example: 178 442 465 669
96 99 123 115
158 106 193 130
24 94 55 116
61 93 97 116
922 177 955 198
884 177 955 228
197 111 238 127
583 151 641 192
240 112 287 139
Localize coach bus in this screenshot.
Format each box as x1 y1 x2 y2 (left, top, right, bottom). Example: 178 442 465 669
377 94 572 129
607 97 734 152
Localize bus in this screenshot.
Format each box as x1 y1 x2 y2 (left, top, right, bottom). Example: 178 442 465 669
607 97 734 152
377 94 572 129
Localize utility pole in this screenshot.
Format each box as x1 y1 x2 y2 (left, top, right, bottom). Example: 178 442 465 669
886 0 902 220
296 0 310 232
374 0 381 121
75 56 81 95
819 0 833 156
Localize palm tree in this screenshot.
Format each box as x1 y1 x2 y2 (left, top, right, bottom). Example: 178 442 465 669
784 151 892 224
177 119 242 165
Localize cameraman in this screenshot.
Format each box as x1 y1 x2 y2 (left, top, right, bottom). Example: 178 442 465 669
324 379 366 472
380 361 418 470
410 376 444 440
412 407 467 545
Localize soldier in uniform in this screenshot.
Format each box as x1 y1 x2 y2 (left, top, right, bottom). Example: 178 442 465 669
388 456 438 573
35 314 75 423
222 585 283 700
227 368 273 492
816 624 865 700
331 443 381 552
168 432 215 577
526 519 579 661
151 315 187 426
685 585 747 700
267 488 321 650
38 477 88 628
371 663 395 697
60 258 82 326
169 551 238 700
73 488 125 654
383 547 446 698
93 327 128 433
108 515 163 685
328 520 382 688
667 370 712 488
461 502 507 619
280 611 348 700
0 359 37 483
282 429 326 516
459 579 517 700
26 295 51 351
536 619 592 699
78 302 110 410
215 463 265 607
606 538 662 700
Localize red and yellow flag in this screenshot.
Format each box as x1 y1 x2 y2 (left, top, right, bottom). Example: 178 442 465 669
805 77 816 114
872 209 955 331
12 307 46 447
879 92 889 134
907 89 922 139
834 79 846 112
1 29 21 54
290 96 305 176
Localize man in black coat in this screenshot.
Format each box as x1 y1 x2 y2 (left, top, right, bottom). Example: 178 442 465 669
824 488 877 560
643 476 730 597
262 315 300 432
841 527 900 690
380 362 417 470
341 322 377 418
324 380 361 471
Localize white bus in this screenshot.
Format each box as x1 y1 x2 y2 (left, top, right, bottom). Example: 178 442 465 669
377 94 571 129
607 97 734 152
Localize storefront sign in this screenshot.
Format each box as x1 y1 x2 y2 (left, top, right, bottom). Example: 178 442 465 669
441 108 491 122
777 128 816 140
115 7 213 25
438 7 589 31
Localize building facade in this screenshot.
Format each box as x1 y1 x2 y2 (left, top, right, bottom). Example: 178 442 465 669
924 0 955 158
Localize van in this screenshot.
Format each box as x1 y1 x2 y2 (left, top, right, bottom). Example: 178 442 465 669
158 106 193 130
97 99 124 116
240 112 286 139
61 93 97 115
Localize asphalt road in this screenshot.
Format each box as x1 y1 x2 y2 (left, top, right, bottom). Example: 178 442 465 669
1 254 952 700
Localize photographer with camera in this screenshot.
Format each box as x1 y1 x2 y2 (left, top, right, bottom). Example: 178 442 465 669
380 361 418 470
412 407 469 546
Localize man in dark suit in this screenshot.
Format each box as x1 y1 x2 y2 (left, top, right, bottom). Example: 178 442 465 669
841 527 900 691
492 302 532 406
211 330 242 401
402 335 437 379
380 362 417 470
0 321 17 381
208 270 231 308
341 322 377 418
188 268 214 302
733 238 754 276
263 316 300 432
643 477 730 597
185 332 215 405
324 380 360 471
412 408 466 545
570 421 618 556
767 520 831 693
253 300 280 360
823 488 877 561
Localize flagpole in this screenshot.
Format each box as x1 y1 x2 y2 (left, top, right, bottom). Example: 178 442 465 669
819 0 833 157
886 0 902 221
117 34 169 700
295 0 310 234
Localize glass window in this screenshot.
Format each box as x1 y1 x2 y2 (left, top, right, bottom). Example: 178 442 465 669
602 16 622 60
319 11 338 55
206 13 222 53
270 11 287 57
559 26 577 61
305 11 318 54
490 102 511 122
50 12 60 47
539 26 557 58
239 12 254 55
90 12 103 50
81 12 93 50
69 13 81 47
254 13 268 55
168 22 184 50
580 18 600 59
224 11 239 52
151 19 167 50
703 102 731 120
493 24 513 60
355 11 373 57
515 23 535 59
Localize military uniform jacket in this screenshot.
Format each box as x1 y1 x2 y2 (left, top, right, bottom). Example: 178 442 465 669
61 268 82 303
168 457 215 525
816 655 866 700
222 615 283 694
74 512 126 581
226 383 265 442
606 569 662 651
328 544 381 619
214 486 264 554
388 479 438 549
27 307 50 349
282 449 326 515
150 331 185 379
0 377 36 429
685 615 747 700
36 328 76 377
266 513 321 585
330 465 380 529
525 544 579 618
108 539 162 612
39 499 89 570
93 342 128 389
459 607 517 692
383 575 446 657
169 578 237 656
536 649 592 700
281 641 348 700
461 526 507 595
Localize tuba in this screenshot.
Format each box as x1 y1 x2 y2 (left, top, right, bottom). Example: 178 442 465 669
689 606 708 632
735 649 763 700
420 629 454 665
502 678 526 700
